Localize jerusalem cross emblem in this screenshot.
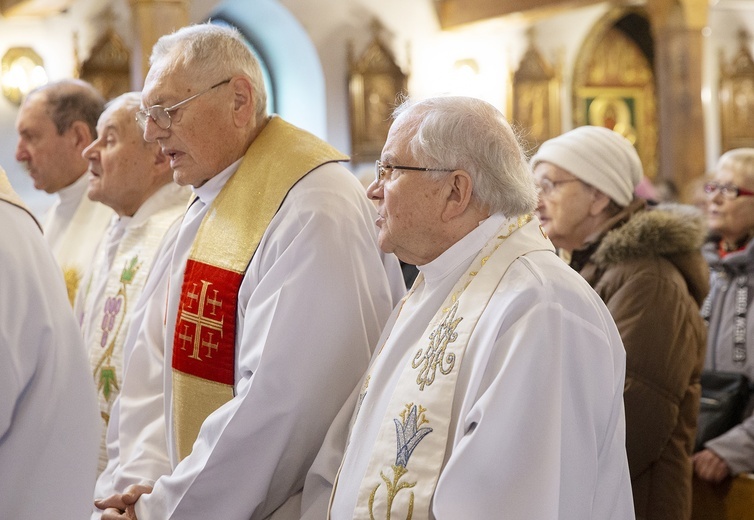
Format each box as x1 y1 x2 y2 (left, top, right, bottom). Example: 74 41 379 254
172 259 242 385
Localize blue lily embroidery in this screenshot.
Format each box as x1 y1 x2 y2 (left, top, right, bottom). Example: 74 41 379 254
369 403 433 519
395 403 433 467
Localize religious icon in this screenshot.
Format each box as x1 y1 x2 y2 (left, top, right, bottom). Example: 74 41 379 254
587 95 637 145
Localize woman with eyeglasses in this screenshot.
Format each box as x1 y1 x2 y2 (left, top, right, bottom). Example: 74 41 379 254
694 148 754 483
532 125 709 520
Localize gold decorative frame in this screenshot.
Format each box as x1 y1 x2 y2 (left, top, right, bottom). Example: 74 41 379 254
348 20 408 163
575 87 644 148
76 28 131 100
508 36 560 154
571 8 657 180
719 29 754 153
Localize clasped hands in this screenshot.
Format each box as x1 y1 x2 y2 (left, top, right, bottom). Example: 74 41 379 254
95 484 153 520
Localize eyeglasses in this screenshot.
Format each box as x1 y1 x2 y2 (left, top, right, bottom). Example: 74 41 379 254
135 79 231 131
537 178 582 196
374 160 455 183
703 182 754 200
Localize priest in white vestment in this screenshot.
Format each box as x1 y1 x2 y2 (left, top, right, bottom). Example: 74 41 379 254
74 92 191 474
301 96 636 519
94 23 405 520
15 79 113 303
0 166 100 518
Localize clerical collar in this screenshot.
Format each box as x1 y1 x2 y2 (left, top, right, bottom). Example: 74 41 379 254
418 212 507 284
56 171 89 207
192 157 243 206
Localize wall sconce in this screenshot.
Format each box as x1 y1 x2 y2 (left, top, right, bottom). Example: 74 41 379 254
1 47 48 105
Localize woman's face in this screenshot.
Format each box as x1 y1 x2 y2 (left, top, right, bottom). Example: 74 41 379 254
706 165 754 244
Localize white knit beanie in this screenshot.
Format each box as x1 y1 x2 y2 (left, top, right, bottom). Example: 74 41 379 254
530 126 643 207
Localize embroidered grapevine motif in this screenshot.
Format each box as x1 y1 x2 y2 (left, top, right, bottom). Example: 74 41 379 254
368 403 433 520
411 301 462 391
94 255 141 407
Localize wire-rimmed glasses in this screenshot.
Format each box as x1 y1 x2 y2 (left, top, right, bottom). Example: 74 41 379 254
374 160 455 183
537 178 582 197
135 79 231 131
703 182 754 200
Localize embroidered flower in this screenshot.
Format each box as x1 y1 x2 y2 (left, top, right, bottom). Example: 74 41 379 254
394 403 433 468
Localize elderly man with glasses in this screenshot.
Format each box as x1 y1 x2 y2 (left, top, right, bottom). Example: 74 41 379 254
531 125 709 520
301 97 635 519
94 22 404 520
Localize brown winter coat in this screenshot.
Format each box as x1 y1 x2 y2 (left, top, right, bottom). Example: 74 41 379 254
570 199 709 520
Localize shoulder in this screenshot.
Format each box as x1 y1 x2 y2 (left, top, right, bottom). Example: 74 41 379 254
500 250 617 329
281 162 374 220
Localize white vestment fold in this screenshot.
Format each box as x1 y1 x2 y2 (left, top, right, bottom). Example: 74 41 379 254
99 157 404 520
303 213 635 520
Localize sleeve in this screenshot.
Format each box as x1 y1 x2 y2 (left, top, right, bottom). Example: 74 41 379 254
603 267 703 478
136 173 399 520
299 383 363 519
706 412 754 475
431 300 631 519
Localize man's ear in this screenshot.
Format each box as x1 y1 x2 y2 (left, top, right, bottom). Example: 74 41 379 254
589 189 612 216
230 76 255 128
441 169 474 222
69 121 94 151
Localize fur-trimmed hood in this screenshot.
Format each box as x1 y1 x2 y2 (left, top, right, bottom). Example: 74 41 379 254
584 200 710 306
593 202 708 266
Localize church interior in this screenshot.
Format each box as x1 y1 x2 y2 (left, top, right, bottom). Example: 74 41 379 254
3 0 754 517
0 0 752 218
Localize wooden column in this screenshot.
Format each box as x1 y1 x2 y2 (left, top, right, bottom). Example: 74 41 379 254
129 0 189 88
646 0 707 203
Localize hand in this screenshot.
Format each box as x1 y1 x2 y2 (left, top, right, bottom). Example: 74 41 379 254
693 448 731 483
96 484 153 520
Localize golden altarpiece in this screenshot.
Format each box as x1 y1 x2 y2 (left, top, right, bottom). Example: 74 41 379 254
719 29 754 153
347 20 408 163
75 28 131 100
573 9 658 182
508 34 561 154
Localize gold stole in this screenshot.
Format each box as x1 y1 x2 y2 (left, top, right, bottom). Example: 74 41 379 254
342 215 553 519
171 117 348 460
0 168 40 231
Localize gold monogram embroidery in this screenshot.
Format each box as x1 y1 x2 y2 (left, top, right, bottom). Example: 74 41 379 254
411 301 463 391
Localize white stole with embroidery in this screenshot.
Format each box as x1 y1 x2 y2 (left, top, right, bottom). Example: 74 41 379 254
77 184 189 472
339 215 553 519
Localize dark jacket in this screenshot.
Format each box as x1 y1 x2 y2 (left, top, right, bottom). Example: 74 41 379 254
570 198 709 520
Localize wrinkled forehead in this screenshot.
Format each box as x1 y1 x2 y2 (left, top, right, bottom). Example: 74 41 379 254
17 92 51 124
142 60 191 107
383 112 421 161
98 101 136 133
716 164 754 188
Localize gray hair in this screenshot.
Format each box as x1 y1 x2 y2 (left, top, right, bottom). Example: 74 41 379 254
105 91 141 113
717 148 754 183
150 23 268 125
392 96 538 216
26 79 105 138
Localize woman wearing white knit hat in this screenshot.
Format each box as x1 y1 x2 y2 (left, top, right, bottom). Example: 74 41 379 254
531 126 709 520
